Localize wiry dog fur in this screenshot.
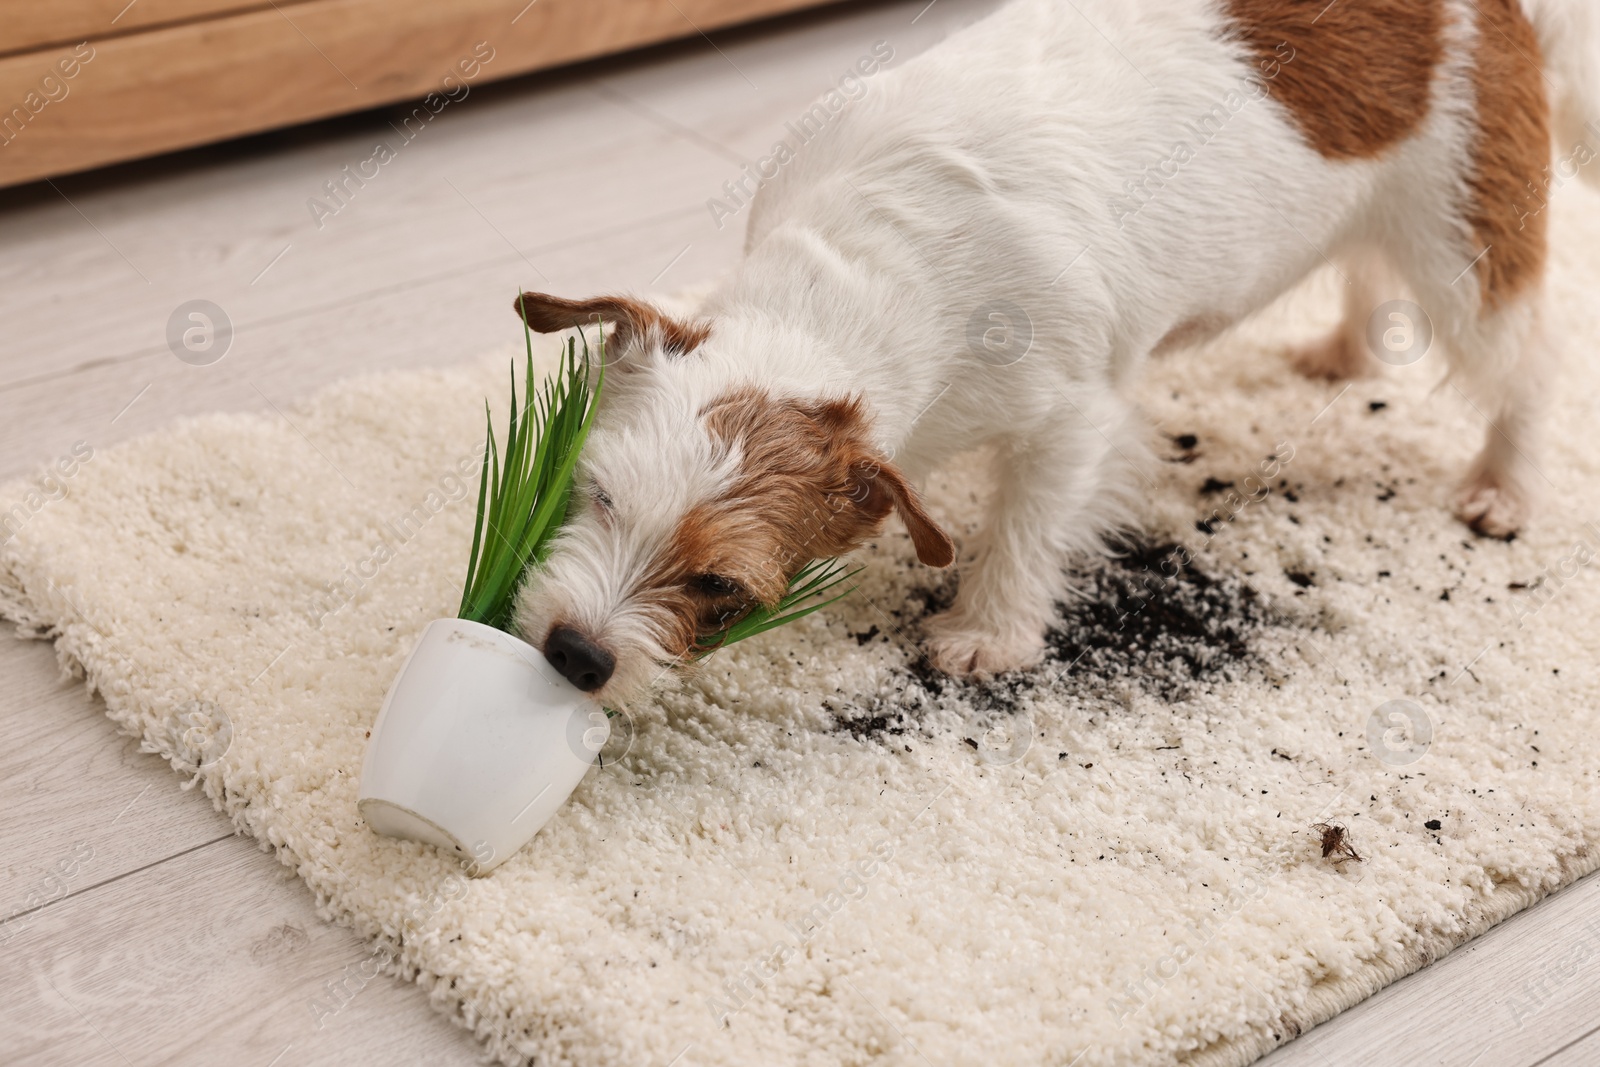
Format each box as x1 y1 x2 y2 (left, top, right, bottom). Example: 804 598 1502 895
513 0 1600 702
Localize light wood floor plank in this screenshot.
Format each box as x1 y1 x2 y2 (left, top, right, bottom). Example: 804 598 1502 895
0 638 232 937
1538 1028 1600 1067
0 200 743 485
0 837 479 1066
0 68 729 387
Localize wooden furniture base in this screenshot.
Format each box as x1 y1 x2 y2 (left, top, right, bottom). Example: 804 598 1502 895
0 0 830 189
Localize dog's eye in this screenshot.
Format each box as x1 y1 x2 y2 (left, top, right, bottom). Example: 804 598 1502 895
702 602 753 631
691 573 743 598
589 483 613 510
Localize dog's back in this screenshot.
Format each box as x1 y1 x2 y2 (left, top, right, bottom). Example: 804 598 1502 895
747 0 1592 372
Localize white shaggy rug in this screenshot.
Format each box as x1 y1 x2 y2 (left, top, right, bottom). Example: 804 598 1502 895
7 186 1600 1067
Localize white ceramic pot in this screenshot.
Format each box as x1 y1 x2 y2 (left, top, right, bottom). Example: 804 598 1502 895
358 617 607 874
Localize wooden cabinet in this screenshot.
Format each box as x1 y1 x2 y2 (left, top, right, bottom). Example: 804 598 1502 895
0 0 830 188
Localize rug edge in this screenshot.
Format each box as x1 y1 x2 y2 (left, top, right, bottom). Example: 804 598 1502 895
1184 845 1600 1067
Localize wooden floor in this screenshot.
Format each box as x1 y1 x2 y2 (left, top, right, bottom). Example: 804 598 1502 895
2 1 1597 1063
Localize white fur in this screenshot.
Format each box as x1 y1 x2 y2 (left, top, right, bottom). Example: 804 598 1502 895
518 0 1600 695
1524 0 1600 172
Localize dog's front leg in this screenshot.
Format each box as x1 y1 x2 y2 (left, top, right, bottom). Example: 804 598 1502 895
925 405 1136 678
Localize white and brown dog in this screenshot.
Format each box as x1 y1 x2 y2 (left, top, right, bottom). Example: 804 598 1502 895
512 0 1600 699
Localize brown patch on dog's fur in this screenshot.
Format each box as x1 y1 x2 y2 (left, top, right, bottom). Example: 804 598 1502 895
632 389 954 660
1464 0 1550 308
701 390 955 580
512 291 710 355
1222 0 1442 159
627 509 764 663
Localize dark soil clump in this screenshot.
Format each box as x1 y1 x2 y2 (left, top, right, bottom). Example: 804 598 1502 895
831 538 1276 740
1043 541 1268 703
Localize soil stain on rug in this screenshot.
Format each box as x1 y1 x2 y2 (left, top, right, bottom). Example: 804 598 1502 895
835 539 1277 739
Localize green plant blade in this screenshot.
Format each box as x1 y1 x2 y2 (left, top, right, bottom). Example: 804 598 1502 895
456 403 494 619
457 311 605 631
694 559 862 654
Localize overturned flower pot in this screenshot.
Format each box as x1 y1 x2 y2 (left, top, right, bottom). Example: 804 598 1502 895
358 617 607 875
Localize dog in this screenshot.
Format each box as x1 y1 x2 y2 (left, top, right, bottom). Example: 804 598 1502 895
510 0 1600 700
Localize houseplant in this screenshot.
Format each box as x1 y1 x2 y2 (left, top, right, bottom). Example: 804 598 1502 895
359 311 856 873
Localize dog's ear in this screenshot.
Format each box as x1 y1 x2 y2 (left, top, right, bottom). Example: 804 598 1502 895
795 398 954 569
708 391 955 569
512 292 708 362
850 457 955 568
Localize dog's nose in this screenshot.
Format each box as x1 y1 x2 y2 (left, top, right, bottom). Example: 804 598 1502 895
543 625 615 692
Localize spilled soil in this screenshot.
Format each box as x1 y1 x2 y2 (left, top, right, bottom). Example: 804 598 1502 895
833 539 1274 740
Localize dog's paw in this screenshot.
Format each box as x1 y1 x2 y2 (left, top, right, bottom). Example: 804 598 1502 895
1454 476 1530 540
1289 332 1374 382
924 613 1044 678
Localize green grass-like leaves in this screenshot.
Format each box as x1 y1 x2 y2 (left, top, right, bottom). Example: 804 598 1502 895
457 306 604 632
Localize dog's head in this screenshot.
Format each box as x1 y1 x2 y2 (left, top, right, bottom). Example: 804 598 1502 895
509 291 954 702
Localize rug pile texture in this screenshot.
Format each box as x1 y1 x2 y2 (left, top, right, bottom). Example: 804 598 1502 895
6 187 1600 1066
